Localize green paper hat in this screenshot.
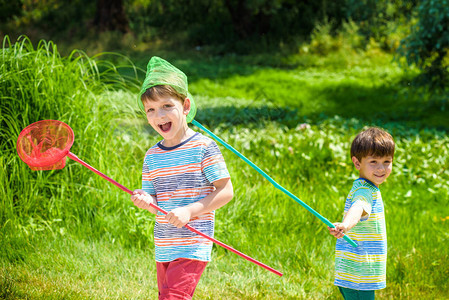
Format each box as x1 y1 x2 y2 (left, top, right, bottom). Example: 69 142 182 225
138 56 197 123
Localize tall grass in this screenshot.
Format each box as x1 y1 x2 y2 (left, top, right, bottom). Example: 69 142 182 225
0 36 151 249
1 36 448 299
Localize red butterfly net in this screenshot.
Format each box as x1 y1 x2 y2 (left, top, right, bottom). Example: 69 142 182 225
16 120 74 171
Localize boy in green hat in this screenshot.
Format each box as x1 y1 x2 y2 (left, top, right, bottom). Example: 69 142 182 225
130 57 234 299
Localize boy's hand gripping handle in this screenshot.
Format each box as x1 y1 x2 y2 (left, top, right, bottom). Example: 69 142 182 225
67 152 283 277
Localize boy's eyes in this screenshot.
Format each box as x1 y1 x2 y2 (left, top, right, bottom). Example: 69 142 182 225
369 160 392 164
146 104 173 112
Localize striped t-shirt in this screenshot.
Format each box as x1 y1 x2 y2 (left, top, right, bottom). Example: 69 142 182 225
334 178 387 291
142 132 230 262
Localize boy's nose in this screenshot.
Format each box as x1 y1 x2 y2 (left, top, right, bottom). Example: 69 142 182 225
156 109 166 118
377 164 386 171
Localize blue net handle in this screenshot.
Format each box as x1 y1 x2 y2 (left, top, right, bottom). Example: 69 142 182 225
192 119 357 248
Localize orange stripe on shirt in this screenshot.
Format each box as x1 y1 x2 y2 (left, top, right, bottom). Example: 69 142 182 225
149 163 201 179
202 155 225 170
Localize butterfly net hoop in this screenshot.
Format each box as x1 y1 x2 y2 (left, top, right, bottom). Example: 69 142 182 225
17 120 74 171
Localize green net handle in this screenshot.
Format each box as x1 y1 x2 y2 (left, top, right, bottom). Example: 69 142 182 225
192 120 358 248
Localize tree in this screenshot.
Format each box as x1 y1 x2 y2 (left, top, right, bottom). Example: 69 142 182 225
223 0 274 39
93 0 129 33
0 0 22 23
397 0 449 87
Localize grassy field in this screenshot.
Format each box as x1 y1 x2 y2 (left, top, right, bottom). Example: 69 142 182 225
1 36 449 299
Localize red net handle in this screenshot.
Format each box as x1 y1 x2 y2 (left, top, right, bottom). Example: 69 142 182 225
67 152 283 277
16 120 282 276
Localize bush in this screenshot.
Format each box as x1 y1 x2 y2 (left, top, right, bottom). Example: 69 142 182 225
396 0 449 87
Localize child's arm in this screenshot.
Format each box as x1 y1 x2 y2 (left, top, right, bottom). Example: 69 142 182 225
328 202 367 238
165 178 233 228
131 189 158 215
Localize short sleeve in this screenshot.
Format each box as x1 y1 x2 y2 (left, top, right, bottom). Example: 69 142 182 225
351 187 373 221
142 159 155 196
201 140 230 184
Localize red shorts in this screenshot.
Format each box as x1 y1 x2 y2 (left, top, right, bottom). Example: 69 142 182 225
156 258 208 300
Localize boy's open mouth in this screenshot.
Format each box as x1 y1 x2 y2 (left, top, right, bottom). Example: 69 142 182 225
159 122 172 132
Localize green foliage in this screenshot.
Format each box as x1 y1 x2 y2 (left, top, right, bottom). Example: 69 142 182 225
0 0 96 42
125 0 348 52
344 0 417 37
342 0 418 52
303 19 364 56
0 0 22 23
0 0 423 56
397 0 449 87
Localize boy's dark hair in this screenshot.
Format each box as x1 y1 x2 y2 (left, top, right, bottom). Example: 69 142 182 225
141 85 186 104
351 127 395 161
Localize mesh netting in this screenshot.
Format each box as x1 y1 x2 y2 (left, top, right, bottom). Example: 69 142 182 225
138 56 197 123
16 120 74 171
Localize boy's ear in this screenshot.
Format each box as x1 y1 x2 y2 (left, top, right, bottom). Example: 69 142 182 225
183 98 191 116
352 156 361 170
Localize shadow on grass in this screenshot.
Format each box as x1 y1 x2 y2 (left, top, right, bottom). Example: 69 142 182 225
309 81 448 130
194 80 448 131
195 105 300 129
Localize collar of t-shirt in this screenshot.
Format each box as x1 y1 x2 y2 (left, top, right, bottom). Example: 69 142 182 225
157 132 200 150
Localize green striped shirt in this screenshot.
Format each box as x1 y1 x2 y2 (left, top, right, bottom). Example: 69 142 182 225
334 178 387 290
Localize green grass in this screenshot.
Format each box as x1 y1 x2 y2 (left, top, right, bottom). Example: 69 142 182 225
1 36 449 299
